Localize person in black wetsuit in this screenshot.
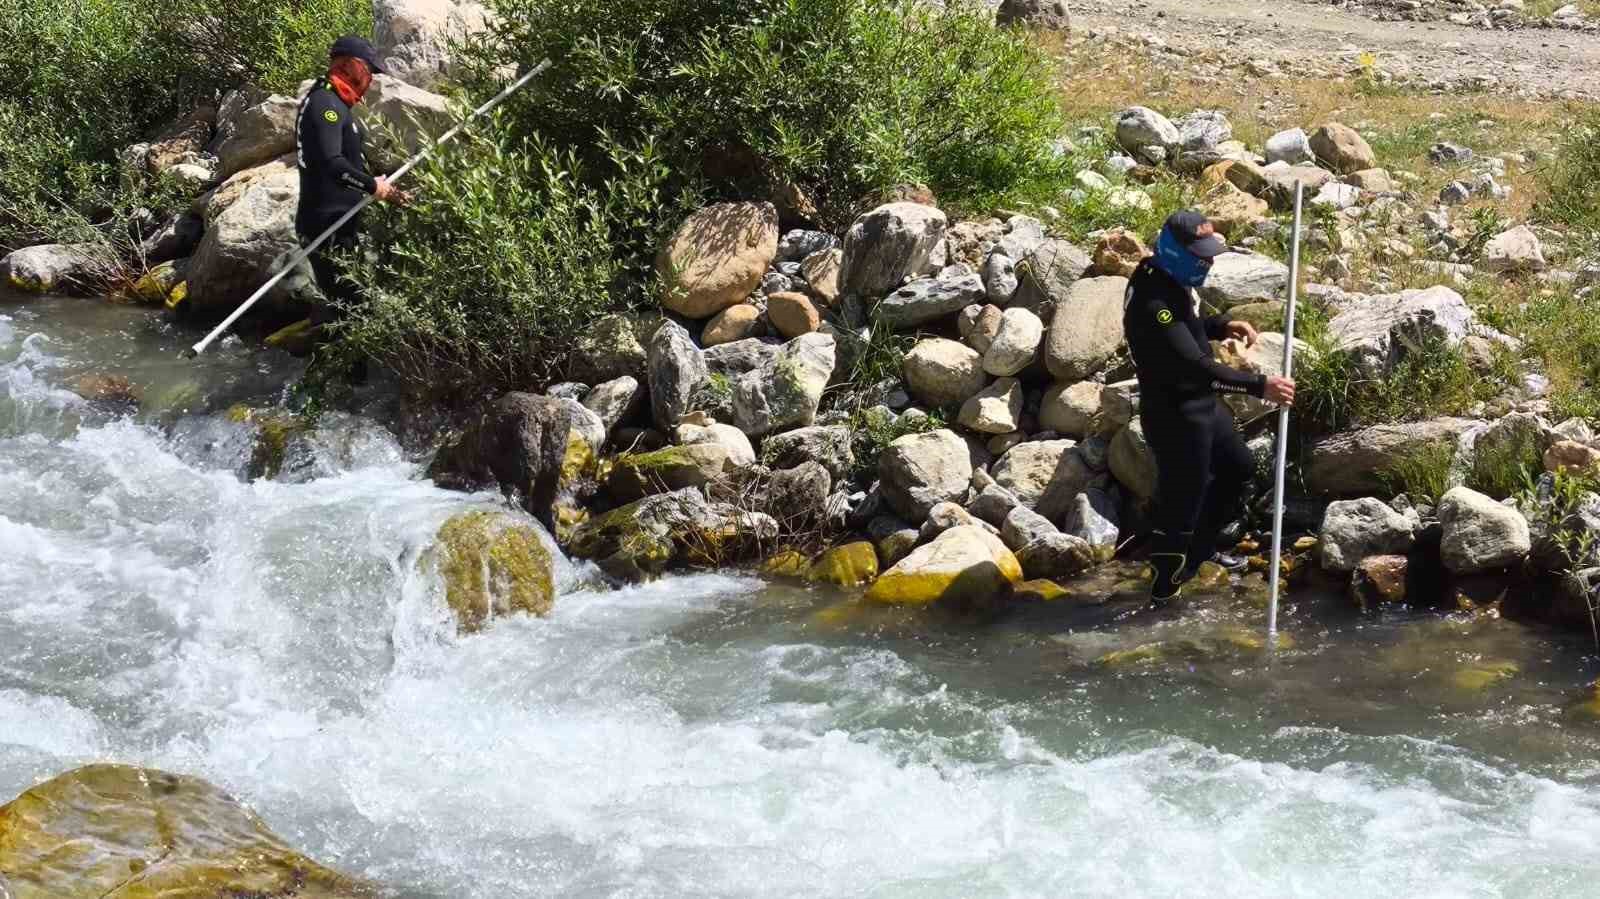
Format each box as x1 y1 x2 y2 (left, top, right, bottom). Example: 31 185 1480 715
1124 211 1296 604
295 34 408 324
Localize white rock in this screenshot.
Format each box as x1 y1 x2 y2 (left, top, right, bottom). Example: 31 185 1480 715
1319 498 1416 572
1264 128 1315 166
983 307 1044 377
1197 252 1289 309
958 378 1024 435
879 429 974 522
1439 486 1531 573
373 0 492 89
1039 381 1102 438
1482 225 1547 274
1114 106 1181 164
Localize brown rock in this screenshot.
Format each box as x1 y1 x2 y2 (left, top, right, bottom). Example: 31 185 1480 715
1350 554 1408 609
1545 440 1600 475
767 291 820 338
702 304 761 347
1309 123 1377 175
72 373 141 409
801 247 842 306
1347 168 1395 193
657 202 779 319
1091 228 1148 277
1202 182 1269 238
968 304 1004 354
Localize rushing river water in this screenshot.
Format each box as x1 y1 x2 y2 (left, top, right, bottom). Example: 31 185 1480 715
5 294 1600 898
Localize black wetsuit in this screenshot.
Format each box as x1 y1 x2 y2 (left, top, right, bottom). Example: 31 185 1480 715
295 78 376 322
1123 258 1266 595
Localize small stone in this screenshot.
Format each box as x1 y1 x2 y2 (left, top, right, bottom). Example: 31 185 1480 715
1429 142 1475 165
983 307 1044 377
766 291 820 338
958 377 1024 435
1091 228 1149 277
1439 181 1472 206
702 305 762 347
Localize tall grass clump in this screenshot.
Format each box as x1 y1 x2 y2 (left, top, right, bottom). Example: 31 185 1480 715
1539 107 1600 236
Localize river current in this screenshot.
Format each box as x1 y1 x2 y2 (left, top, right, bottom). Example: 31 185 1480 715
4 295 1600 898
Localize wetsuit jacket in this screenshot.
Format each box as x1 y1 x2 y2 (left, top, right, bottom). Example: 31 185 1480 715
295 78 377 239
1122 258 1266 402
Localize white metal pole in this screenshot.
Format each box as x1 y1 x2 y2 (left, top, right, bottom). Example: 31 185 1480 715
1266 180 1304 646
184 58 552 358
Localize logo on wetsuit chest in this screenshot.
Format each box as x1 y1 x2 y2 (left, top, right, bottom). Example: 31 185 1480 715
323 109 340 123
1156 309 1174 325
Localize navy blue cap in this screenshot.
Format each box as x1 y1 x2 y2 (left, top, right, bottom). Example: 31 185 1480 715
1163 210 1228 258
330 35 385 74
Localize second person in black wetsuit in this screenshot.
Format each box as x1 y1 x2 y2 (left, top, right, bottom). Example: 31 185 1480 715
1124 211 1296 604
295 34 408 325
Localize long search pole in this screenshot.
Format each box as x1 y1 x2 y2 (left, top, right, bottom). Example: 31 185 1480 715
1266 180 1304 647
184 58 553 358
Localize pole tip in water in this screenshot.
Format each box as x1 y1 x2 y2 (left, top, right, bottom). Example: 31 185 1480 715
180 346 200 360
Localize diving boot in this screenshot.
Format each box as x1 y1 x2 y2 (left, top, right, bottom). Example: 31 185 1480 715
1148 529 1196 606
1181 551 1250 581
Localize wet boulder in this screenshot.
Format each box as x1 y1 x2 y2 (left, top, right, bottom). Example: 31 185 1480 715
427 509 557 633
1439 486 1531 574
1318 498 1416 572
185 162 308 319
0 764 376 897
839 202 947 299
657 202 779 319
607 442 739 502
865 525 1022 605
428 392 594 530
0 243 98 294
1349 554 1409 609
879 428 973 522
806 541 879 587
1063 487 1121 559
730 331 835 437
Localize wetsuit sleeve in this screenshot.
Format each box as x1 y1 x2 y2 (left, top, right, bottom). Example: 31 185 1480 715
1138 295 1267 397
305 94 377 195
1202 313 1233 341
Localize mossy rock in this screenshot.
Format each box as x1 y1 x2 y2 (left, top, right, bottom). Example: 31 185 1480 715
865 526 1022 606
1013 578 1070 602
127 260 186 305
429 509 556 634
607 443 729 501
265 318 321 357
1449 660 1518 693
1563 681 1600 723
806 542 879 588
761 550 811 579
1095 628 1293 669
0 764 378 897
566 493 684 581
226 405 310 480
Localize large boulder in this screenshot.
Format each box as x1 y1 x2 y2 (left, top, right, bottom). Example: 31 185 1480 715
1201 182 1270 238
373 0 492 88
903 338 987 407
1309 123 1377 174
428 392 593 530
1325 285 1481 378
984 307 1044 377
875 271 985 329
427 509 557 633
995 0 1069 28
704 336 780 377
1439 486 1531 573
0 764 375 897
1012 238 1092 318
209 90 299 180
1110 420 1159 502
1305 418 1478 496
193 154 295 224
1 243 98 294
1039 381 1102 438
991 439 1093 521
731 331 835 437
957 377 1023 434
1045 275 1127 381
608 442 738 502
657 202 779 318
879 428 973 522
838 202 947 298
647 320 710 430
1196 252 1288 310
762 425 855 479
1114 106 1181 164
1318 498 1416 572
184 163 307 319
864 525 1022 605
359 74 454 170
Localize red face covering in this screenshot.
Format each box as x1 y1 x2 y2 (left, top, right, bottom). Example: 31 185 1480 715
328 56 372 106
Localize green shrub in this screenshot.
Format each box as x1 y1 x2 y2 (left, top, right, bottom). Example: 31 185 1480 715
331 121 685 402
1380 440 1455 506
1295 326 1500 433
461 0 1071 228
1540 106 1600 235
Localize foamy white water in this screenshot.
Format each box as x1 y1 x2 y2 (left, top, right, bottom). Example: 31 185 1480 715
4 298 1600 898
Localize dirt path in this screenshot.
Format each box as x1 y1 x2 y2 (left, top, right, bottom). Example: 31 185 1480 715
1070 0 1600 99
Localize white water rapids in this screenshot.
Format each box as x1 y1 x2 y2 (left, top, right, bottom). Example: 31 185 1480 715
4 298 1600 898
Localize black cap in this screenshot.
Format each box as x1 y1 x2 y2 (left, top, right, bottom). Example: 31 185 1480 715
330 35 385 74
1163 210 1228 258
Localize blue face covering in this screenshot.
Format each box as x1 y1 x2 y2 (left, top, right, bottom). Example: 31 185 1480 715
1153 227 1213 288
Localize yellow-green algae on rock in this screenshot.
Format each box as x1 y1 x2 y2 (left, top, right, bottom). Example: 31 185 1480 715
761 550 811 579
806 542 879 587
429 509 556 634
865 526 1022 606
0 764 378 898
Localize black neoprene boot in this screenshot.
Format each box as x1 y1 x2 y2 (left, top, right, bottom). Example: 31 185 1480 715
1149 530 1194 605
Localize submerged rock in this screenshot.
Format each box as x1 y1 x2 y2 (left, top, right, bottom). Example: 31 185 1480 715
427 509 556 633
865 525 1022 605
0 764 377 897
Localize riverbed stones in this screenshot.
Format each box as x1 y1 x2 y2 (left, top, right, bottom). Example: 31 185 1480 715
428 392 591 530
1213 332 1305 421
1 243 98 294
731 331 835 437
569 487 722 579
1039 381 1102 438
839 202 947 298
865 525 1022 605
1318 498 1417 572
1012 238 1091 318
762 424 854 479
647 320 709 430
430 509 556 632
1045 275 1126 381
801 247 842 306
185 164 307 318
1305 418 1477 496
0 764 376 897
1309 123 1376 174
966 305 1003 355
657 201 779 318
1001 505 1057 551
991 439 1093 521
957 377 1023 434
1063 487 1120 558
1439 485 1532 573
209 90 298 180
1017 531 1096 579
1114 106 1180 164
373 0 491 88
678 420 757 467
983 307 1044 376
1481 225 1547 274
1196 252 1289 310
903 338 987 408
875 271 985 329
1202 182 1270 238
879 428 973 522
1546 440 1600 475
572 313 652 383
